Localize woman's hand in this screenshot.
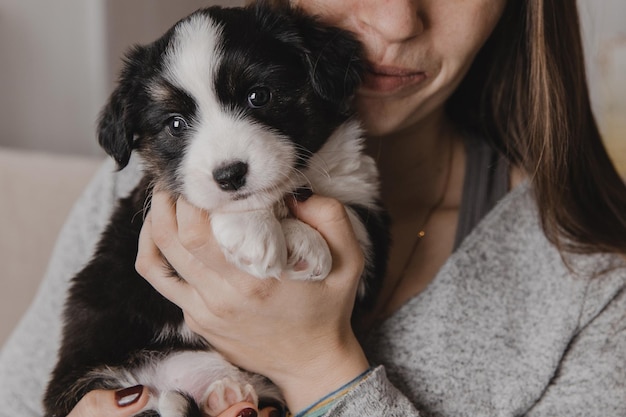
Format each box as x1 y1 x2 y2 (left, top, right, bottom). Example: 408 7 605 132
66 386 277 417
136 192 370 413
66 386 148 417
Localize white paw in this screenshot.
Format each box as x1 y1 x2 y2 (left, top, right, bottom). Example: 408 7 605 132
211 211 287 278
282 218 332 280
202 377 258 417
158 391 193 417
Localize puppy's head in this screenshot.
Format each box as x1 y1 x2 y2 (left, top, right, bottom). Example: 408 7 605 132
98 3 363 211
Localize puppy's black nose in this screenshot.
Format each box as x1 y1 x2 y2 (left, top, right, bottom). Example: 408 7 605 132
212 161 248 191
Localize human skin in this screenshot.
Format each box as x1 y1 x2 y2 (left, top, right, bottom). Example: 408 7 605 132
293 0 506 139
135 1 509 413
57 1 508 417
137 192 370 412
66 387 277 417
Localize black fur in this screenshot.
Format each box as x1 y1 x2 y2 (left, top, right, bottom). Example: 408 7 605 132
44 4 389 417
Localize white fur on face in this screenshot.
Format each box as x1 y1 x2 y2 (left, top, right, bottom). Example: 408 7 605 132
183 119 298 212
163 14 297 212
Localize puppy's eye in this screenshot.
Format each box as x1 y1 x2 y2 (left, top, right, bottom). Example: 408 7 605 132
247 87 271 108
166 116 188 137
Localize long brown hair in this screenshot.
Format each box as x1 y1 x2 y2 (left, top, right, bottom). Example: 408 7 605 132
448 0 626 255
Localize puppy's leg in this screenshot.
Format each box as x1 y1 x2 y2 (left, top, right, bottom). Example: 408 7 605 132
282 218 332 281
153 351 279 417
83 351 280 417
157 391 203 417
202 378 258 417
211 210 287 278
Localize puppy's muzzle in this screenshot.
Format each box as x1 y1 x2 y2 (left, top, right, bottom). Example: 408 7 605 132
213 161 248 192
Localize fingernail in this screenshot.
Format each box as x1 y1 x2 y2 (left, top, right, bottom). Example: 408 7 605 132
293 187 313 202
237 408 258 417
115 385 143 407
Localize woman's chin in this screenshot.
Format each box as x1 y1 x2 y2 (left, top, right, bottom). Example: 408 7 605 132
356 106 418 139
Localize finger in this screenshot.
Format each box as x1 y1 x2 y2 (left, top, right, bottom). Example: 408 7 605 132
288 194 358 249
149 192 221 286
174 196 228 267
288 194 364 278
147 193 241 314
67 386 148 417
174 197 215 255
149 191 181 252
215 402 259 417
136 210 195 307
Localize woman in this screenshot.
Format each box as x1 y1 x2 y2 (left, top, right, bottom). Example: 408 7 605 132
1 0 625 416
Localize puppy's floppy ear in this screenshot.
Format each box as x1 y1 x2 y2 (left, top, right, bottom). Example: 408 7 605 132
294 12 365 110
97 45 149 169
98 88 134 169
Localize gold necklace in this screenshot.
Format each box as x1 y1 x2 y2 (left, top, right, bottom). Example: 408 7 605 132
377 138 455 318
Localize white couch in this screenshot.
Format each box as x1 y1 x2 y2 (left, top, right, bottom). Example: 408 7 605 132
0 147 103 346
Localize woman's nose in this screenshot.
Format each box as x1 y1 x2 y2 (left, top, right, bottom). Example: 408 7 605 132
355 0 423 43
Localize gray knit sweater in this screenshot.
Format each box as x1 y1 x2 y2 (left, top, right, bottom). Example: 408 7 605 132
1 157 625 416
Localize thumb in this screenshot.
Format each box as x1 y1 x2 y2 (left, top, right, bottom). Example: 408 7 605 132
288 194 365 279
288 194 359 250
68 386 148 417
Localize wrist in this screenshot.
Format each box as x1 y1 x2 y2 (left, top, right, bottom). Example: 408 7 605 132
294 367 375 417
273 334 369 414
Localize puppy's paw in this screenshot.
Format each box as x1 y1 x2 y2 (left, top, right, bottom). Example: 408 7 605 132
202 377 258 417
211 211 287 278
158 391 200 417
282 218 332 281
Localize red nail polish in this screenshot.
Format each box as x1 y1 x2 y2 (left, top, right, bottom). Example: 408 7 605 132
237 408 258 417
115 385 143 407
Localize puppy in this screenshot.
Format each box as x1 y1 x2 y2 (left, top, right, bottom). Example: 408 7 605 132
44 3 389 417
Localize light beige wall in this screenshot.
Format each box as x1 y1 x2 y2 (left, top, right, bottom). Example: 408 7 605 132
0 0 241 157
0 0 107 155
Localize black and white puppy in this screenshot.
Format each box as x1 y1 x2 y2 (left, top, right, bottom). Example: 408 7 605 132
44 3 389 417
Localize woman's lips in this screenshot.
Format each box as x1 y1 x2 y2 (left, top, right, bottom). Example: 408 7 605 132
361 64 427 94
